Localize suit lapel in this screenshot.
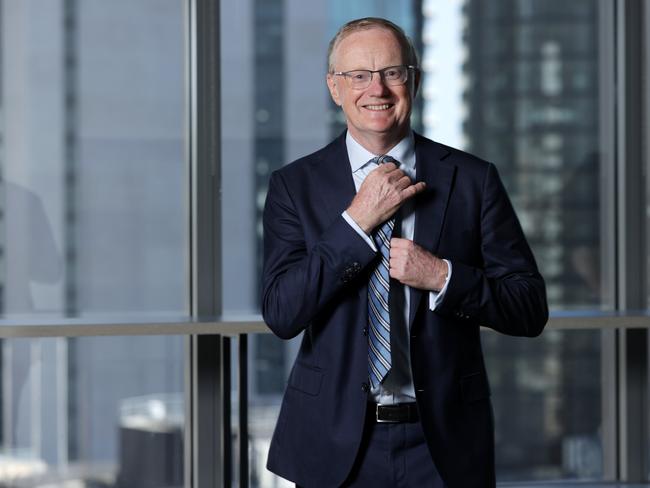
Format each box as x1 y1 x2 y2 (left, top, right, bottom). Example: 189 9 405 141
409 134 456 327
310 132 357 226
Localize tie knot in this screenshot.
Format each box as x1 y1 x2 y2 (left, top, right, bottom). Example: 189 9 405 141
371 155 398 166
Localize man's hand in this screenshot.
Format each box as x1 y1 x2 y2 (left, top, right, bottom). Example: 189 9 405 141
346 163 426 234
389 238 448 291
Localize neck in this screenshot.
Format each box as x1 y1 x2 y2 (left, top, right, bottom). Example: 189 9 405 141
349 127 411 155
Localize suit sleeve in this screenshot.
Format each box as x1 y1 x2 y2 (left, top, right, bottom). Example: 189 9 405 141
261 171 377 339
435 163 549 337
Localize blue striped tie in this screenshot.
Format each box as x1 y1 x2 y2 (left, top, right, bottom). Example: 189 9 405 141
367 154 397 389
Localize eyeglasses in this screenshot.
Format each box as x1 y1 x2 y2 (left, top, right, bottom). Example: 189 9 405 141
332 65 417 90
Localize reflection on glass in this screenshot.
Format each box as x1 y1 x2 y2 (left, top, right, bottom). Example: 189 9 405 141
1 182 63 314
0 0 188 318
483 329 602 480
247 334 296 488
222 0 609 484
0 2 188 487
460 0 606 480
0 336 184 487
461 0 604 310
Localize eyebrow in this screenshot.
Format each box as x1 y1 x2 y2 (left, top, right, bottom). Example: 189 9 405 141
337 64 403 72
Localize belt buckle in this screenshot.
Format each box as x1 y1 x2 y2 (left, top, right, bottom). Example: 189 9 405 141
375 403 399 423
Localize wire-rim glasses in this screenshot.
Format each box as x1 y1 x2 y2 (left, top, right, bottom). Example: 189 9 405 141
332 65 417 90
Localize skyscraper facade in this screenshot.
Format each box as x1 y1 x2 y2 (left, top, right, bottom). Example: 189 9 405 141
462 0 603 479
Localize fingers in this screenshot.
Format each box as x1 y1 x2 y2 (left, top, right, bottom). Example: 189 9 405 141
371 162 398 174
389 237 410 250
388 262 400 280
395 175 412 191
389 239 416 265
374 165 405 184
400 181 426 199
375 167 425 198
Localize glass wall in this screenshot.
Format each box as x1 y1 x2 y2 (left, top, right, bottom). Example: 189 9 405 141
221 0 614 484
0 1 188 485
0 336 184 487
459 0 610 480
0 0 188 318
3 0 646 486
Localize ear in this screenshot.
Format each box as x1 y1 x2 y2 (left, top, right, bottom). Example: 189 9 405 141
411 69 421 98
327 74 342 106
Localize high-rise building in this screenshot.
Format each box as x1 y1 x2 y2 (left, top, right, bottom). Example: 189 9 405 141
0 1 186 485
463 0 601 308
461 0 602 479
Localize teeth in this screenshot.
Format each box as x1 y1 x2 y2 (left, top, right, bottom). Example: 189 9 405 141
366 104 391 111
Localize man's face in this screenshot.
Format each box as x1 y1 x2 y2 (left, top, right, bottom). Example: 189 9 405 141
327 28 418 147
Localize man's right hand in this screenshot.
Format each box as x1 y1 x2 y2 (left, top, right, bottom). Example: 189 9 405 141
346 163 426 234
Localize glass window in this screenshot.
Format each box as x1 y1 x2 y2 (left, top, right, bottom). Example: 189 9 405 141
0 2 188 487
460 0 610 480
0 0 188 318
483 329 604 480
223 0 614 484
0 336 184 486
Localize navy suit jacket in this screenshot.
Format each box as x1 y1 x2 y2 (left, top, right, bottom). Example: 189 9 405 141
261 132 548 488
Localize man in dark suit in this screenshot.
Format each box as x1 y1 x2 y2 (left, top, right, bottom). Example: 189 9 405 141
261 17 548 488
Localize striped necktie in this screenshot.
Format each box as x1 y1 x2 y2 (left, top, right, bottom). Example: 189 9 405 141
367 154 398 389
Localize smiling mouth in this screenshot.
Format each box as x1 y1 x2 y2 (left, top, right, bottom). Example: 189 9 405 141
364 103 394 111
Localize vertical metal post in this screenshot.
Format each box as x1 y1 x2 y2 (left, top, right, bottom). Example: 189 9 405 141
239 335 249 488
186 0 223 486
597 0 618 480
615 0 647 481
623 328 648 480
222 336 232 487
645 1 650 480
190 335 224 487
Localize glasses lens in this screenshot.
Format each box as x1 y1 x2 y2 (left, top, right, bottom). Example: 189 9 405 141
384 66 407 85
347 70 372 88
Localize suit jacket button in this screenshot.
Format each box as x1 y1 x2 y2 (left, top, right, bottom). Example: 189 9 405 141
361 382 369 393
362 327 368 336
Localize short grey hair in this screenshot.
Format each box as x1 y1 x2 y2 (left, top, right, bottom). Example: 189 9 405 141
327 17 419 73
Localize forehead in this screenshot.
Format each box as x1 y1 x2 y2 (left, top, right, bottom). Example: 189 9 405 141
333 27 404 70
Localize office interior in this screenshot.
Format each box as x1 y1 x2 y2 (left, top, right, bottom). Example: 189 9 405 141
0 0 648 487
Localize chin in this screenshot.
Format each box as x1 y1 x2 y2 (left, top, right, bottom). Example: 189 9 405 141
364 120 397 132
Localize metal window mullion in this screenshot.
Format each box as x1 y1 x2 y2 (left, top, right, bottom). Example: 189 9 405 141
239 334 249 488
0 315 648 338
598 0 618 480
189 335 225 487
615 0 648 482
222 337 232 487
187 0 224 487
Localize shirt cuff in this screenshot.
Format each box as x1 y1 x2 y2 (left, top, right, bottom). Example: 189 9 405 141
342 211 377 252
429 260 452 311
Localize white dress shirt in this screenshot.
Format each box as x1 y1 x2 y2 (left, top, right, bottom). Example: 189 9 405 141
341 131 452 404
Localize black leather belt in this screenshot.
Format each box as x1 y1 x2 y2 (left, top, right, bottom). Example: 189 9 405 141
368 402 419 423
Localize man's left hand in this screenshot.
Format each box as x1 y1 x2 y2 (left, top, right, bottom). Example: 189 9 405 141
389 238 447 291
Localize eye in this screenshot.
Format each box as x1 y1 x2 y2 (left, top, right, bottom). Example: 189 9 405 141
384 68 400 79
351 72 367 80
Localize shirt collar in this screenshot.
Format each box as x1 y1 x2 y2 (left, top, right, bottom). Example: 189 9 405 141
346 131 416 173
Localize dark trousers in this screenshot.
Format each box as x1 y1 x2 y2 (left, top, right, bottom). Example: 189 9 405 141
298 411 446 488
